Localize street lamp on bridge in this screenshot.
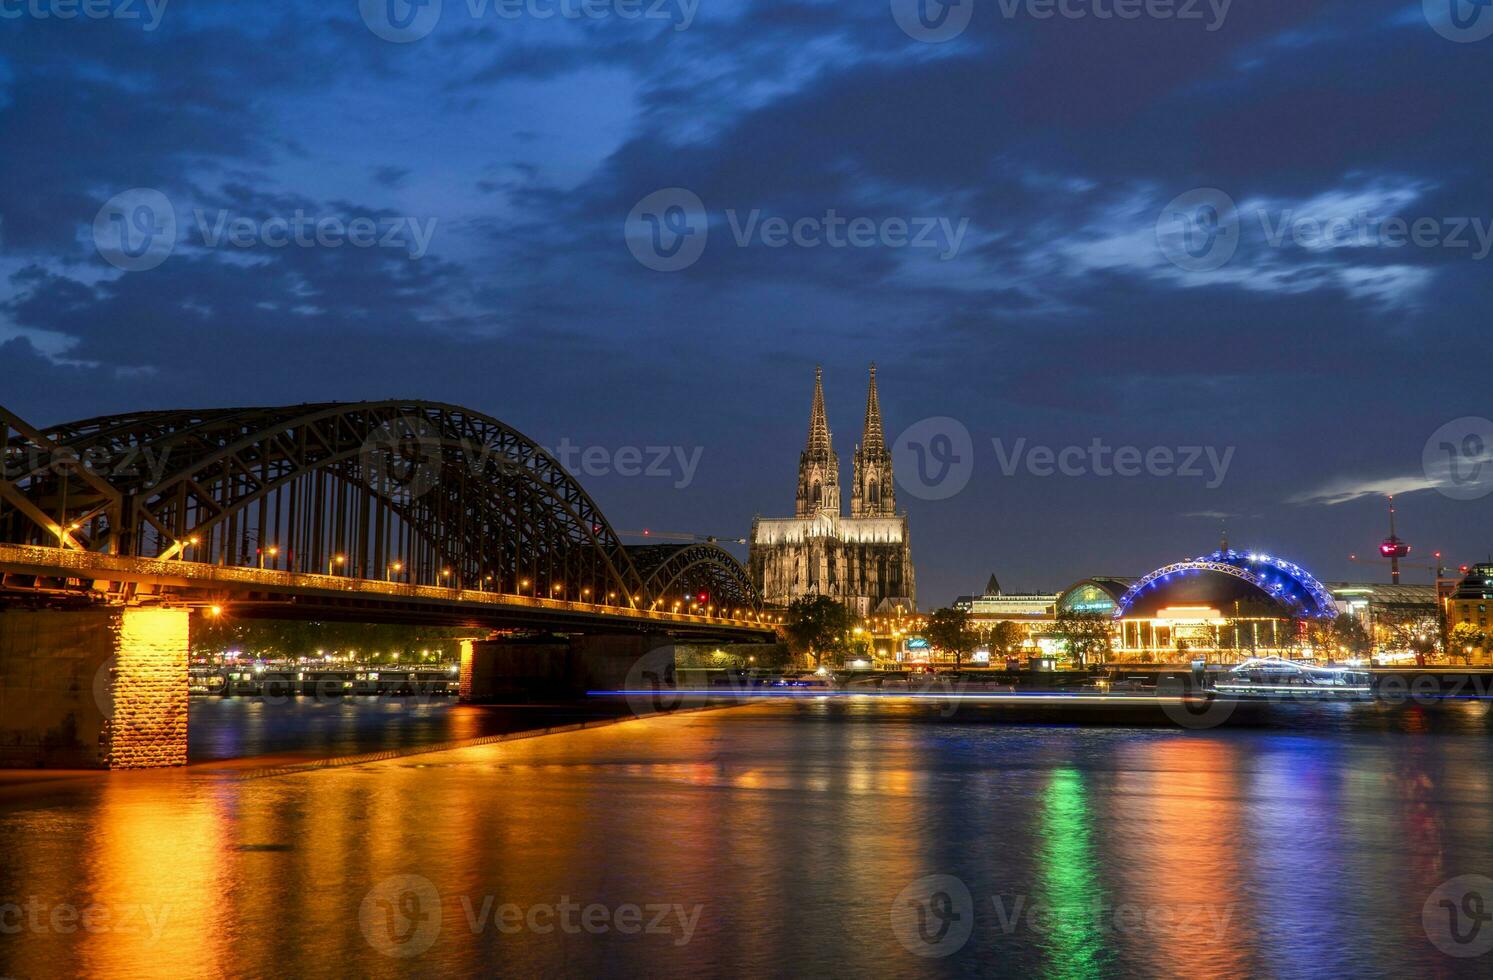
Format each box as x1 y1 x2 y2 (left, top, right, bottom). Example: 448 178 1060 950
328 554 346 577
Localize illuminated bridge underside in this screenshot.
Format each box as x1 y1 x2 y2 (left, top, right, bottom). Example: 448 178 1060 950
0 402 764 636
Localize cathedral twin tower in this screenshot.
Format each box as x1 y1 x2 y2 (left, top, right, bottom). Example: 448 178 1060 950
796 365 896 521
749 366 917 615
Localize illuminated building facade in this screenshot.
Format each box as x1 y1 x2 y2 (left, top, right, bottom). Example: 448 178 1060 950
749 366 916 616
1107 548 1341 658
957 576 1060 652
952 548 1448 665
1329 582 1439 638
1446 564 1493 662
1055 578 1134 618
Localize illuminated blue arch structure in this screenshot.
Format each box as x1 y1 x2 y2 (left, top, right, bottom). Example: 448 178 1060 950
1114 549 1339 621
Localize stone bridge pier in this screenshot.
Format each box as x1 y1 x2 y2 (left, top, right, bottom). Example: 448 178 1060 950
0 607 190 769
460 634 677 703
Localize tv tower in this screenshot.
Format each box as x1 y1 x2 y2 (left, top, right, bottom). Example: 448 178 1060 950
1379 495 1411 585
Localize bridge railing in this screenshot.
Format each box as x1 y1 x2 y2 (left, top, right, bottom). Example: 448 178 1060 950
0 542 770 629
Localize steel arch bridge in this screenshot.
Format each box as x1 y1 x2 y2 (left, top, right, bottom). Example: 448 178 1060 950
0 402 761 621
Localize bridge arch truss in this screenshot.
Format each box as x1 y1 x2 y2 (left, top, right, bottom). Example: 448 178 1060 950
1 401 760 614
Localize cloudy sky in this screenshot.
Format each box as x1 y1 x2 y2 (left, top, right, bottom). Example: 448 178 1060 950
2 0 1491 603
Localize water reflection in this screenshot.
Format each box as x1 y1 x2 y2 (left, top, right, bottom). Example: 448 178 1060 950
187 697 635 763
1113 739 1249 980
2 701 1492 977
1036 768 1105 978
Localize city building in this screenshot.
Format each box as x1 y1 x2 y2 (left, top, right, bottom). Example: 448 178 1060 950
951 578 986 613
1103 548 1341 658
749 366 917 616
1446 564 1493 658
951 574 1059 648
1054 577 1135 617
1047 545 1442 662
1328 582 1440 636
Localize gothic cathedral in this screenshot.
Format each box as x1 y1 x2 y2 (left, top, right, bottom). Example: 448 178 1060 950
749 366 917 615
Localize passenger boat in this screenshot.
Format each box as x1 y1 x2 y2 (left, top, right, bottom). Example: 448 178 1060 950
1213 657 1372 700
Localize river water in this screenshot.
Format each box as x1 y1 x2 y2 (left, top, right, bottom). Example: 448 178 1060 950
2 699 1492 978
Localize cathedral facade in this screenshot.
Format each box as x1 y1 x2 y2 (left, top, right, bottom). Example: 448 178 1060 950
749 366 917 616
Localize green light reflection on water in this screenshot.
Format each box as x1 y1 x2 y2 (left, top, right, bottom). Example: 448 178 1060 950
1038 767 1106 980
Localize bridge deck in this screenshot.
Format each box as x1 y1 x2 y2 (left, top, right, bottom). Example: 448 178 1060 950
0 544 774 638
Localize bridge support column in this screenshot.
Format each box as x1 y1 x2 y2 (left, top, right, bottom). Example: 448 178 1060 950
571 634 676 696
458 634 677 703
0 607 190 769
459 636 572 703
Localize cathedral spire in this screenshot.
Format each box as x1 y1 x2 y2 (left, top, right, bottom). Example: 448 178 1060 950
851 363 895 518
861 363 886 454
796 366 839 518
806 365 831 455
